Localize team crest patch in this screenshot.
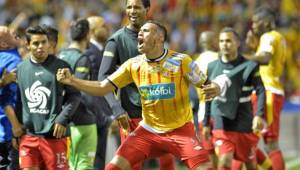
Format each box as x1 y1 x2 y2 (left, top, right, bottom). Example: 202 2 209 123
162 58 181 77
148 65 161 73
139 83 175 100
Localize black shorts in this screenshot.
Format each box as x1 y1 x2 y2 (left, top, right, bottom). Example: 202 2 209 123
0 141 19 170
0 142 10 170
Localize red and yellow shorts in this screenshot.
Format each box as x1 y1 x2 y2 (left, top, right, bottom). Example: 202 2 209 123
119 118 141 143
252 91 284 142
212 130 259 163
116 122 209 169
19 135 68 170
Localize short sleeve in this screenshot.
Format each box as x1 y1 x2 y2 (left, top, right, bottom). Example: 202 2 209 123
107 59 133 88
256 33 274 55
183 55 207 87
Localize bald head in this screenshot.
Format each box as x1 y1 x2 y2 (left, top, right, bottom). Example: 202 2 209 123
87 16 109 43
199 31 217 51
0 26 20 50
87 16 105 31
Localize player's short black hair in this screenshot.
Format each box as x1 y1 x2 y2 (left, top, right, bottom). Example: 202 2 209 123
41 24 58 44
145 20 167 42
126 0 151 8
70 19 89 41
220 27 240 41
25 25 48 43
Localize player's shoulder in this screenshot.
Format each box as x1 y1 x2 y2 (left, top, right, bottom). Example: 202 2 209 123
125 54 144 65
261 30 283 42
240 56 258 70
167 50 190 61
49 55 71 68
108 27 126 40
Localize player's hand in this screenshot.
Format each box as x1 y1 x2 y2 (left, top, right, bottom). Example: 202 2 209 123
1 69 17 86
202 82 220 100
117 113 130 135
245 30 259 51
109 120 119 135
12 137 20 150
53 123 66 138
202 126 211 140
56 68 73 85
252 116 264 134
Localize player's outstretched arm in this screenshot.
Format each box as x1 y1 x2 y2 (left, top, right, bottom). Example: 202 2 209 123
57 68 115 96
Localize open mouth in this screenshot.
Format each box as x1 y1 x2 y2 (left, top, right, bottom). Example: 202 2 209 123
138 37 144 46
129 16 138 22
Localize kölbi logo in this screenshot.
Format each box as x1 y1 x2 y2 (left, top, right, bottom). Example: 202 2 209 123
139 83 175 100
25 80 51 114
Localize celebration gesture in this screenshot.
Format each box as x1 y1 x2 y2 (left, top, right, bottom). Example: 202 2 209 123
56 68 73 85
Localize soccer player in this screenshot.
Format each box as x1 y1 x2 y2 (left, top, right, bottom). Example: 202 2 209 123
15 25 81 170
98 0 175 169
58 19 97 170
0 25 22 170
194 31 219 170
85 16 115 170
246 7 287 170
57 20 222 170
203 27 266 170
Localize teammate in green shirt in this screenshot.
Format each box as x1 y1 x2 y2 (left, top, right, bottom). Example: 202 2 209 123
203 27 266 170
16 25 80 170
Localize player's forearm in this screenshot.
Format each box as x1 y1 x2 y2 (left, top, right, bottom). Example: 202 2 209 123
253 52 272 65
203 101 211 126
254 78 266 117
70 76 114 96
4 105 22 128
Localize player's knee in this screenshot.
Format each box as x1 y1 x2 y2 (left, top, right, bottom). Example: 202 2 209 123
219 154 233 168
107 155 131 170
265 141 279 153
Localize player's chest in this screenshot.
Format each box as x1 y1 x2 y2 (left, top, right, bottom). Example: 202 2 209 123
137 62 182 84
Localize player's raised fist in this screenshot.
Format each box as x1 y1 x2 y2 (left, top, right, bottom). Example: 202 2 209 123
56 68 73 85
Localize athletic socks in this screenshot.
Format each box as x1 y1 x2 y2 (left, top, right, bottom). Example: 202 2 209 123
256 148 273 170
269 150 285 170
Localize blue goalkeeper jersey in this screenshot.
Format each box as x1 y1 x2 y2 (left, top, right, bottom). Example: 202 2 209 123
0 48 21 142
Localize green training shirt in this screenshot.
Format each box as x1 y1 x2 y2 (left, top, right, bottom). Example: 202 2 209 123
17 55 80 137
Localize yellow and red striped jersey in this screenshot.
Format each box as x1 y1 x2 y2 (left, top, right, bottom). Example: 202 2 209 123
108 49 207 132
256 30 287 94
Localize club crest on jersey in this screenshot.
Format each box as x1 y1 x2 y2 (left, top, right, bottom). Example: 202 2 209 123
139 83 175 100
148 65 161 73
162 58 181 77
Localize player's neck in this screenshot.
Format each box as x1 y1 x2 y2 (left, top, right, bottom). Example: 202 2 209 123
69 41 87 52
221 53 238 63
127 24 140 32
145 48 165 61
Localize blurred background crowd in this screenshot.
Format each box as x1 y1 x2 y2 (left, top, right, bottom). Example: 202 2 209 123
1 0 300 101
